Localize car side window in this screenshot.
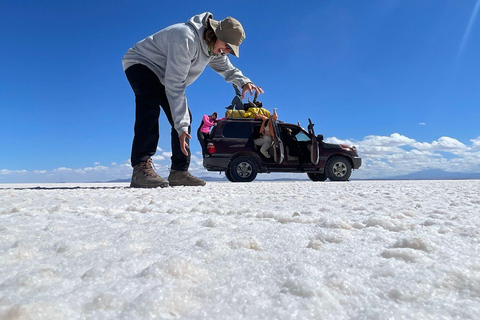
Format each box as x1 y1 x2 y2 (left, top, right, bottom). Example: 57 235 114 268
223 122 252 139
295 131 311 142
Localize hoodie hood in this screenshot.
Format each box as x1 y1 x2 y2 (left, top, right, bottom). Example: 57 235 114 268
187 12 213 57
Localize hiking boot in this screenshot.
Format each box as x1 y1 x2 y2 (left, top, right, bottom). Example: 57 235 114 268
130 158 169 188
260 149 271 159
168 170 206 187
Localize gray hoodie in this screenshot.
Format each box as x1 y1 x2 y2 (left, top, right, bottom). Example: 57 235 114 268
122 12 251 136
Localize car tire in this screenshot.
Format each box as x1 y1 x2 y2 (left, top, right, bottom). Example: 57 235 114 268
225 169 234 182
307 172 327 182
228 156 258 182
325 156 352 181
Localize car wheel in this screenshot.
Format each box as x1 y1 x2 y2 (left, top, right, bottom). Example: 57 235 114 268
307 172 327 182
326 156 352 181
228 156 258 182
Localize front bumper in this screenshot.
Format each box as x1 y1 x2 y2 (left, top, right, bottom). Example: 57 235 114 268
352 157 362 169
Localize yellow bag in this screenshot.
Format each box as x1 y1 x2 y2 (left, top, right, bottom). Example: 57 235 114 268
225 109 246 118
243 107 271 118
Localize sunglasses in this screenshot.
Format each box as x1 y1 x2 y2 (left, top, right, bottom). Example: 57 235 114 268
219 44 233 56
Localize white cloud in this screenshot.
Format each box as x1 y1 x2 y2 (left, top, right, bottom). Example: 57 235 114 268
80 166 109 173
410 141 431 150
413 137 467 151
412 137 469 157
152 155 165 161
1 169 12 175
326 134 480 179
470 137 480 149
357 145 405 156
362 133 416 147
324 137 356 146
0 163 133 183
1 169 28 175
432 137 467 150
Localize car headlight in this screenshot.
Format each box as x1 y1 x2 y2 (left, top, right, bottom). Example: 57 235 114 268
341 144 358 155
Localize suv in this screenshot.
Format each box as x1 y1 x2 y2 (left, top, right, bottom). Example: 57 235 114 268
203 117 361 182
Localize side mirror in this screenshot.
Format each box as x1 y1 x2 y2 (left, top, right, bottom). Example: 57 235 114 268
317 134 324 141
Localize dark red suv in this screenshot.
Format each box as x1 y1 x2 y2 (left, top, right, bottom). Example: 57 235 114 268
203 118 361 182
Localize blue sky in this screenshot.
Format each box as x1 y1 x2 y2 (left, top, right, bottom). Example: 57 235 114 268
1 0 479 183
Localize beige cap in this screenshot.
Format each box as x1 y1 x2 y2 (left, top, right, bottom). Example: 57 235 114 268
209 17 245 57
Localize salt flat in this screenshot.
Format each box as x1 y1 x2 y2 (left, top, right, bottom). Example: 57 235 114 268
1 180 479 319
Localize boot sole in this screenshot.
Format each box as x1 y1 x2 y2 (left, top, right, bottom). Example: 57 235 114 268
130 181 170 188
168 181 206 187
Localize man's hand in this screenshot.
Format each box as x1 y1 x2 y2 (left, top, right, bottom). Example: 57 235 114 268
179 131 192 156
241 82 264 99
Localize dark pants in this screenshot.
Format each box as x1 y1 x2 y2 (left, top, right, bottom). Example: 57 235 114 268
197 129 209 157
125 64 191 170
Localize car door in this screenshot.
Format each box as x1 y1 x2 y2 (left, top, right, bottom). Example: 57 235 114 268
272 121 284 164
307 119 320 165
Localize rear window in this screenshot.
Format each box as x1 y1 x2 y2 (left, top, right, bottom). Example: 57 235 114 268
222 122 252 138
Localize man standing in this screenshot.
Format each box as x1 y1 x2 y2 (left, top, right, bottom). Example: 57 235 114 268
123 12 263 187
